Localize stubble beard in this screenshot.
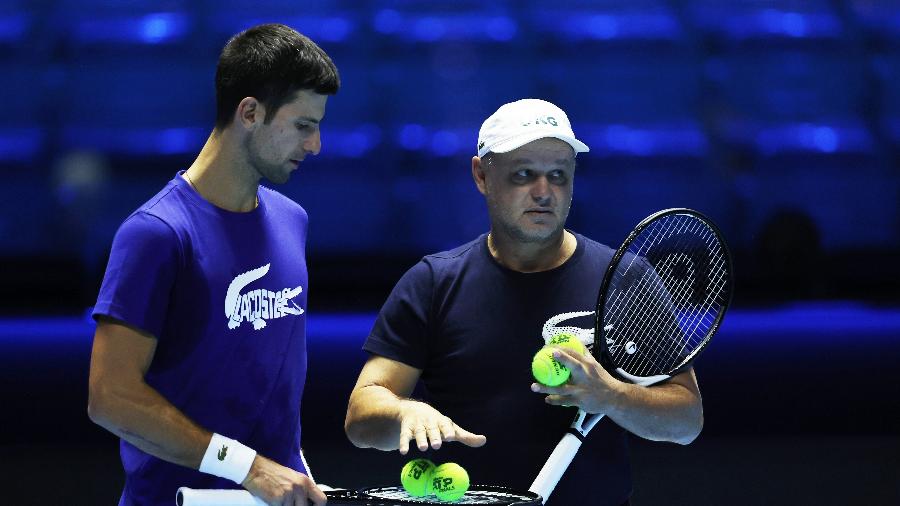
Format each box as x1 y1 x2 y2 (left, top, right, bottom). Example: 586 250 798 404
489 199 569 245
245 132 290 185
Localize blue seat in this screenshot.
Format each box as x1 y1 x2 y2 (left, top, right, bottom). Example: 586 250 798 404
401 161 490 251
371 0 517 44
872 52 900 148
570 159 736 246
539 49 708 159
0 175 53 253
58 62 213 156
525 0 684 45
49 0 195 56
200 0 359 50
377 53 538 157
848 0 900 45
313 58 384 161
0 0 34 50
683 0 844 47
0 65 49 165
743 157 900 250
282 165 399 254
706 49 873 156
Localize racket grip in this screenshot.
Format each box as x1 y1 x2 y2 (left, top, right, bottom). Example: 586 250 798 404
176 488 265 506
528 432 583 504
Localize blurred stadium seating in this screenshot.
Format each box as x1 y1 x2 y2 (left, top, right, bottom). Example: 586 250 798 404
1 0 899 311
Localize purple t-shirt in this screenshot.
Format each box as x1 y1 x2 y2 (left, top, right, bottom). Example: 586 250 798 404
364 233 632 506
94 172 310 506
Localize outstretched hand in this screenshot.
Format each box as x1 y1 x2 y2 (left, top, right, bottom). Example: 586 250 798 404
397 399 487 454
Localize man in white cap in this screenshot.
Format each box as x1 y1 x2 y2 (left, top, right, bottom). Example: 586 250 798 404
344 99 703 505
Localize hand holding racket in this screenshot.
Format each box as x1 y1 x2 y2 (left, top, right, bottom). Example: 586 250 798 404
528 208 733 503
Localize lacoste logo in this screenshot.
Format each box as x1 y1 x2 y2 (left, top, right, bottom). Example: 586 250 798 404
217 445 228 461
478 140 485 149
225 263 304 330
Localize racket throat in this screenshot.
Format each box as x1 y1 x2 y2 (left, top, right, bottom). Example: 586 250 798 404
614 368 671 387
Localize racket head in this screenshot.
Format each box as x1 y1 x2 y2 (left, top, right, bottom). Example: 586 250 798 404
326 485 542 505
593 208 733 383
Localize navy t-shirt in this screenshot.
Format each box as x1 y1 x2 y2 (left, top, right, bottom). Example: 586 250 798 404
93 172 310 506
365 232 632 506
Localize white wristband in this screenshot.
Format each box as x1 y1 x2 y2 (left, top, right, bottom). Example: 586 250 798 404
199 433 257 485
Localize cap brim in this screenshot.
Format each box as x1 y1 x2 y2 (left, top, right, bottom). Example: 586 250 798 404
483 132 590 157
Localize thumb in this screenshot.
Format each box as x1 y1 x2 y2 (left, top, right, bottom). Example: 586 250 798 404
453 425 487 447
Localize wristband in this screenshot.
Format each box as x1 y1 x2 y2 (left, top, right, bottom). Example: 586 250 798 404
199 433 257 484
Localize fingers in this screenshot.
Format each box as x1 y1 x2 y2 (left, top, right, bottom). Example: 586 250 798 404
397 402 484 453
451 425 487 447
398 418 412 455
304 478 327 506
530 381 569 395
543 393 576 406
414 425 430 452
438 418 456 443
243 457 320 506
290 486 308 506
549 347 587 372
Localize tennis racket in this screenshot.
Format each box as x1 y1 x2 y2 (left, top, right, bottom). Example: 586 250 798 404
176 485 541 505
528 208 733 503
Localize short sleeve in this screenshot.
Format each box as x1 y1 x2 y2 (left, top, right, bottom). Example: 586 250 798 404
92 212 181 338
363 260 434 369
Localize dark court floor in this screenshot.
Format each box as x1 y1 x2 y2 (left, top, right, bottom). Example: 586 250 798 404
4 434 897 505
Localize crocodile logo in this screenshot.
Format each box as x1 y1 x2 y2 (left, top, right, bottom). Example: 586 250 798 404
225 263 304 331
542 311 615 351
217 445 228 461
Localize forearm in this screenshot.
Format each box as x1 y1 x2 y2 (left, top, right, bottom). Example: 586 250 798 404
88 379 210 468
604 381 703 445
345 384 409 451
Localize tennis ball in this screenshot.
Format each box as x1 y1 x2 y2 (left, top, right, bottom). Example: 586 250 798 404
548 333 587 355
431 462 470 502
532 346 570 387
401 458 436 497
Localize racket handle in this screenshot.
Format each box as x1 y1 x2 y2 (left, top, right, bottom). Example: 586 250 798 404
176 487 265 506
528 432 583 504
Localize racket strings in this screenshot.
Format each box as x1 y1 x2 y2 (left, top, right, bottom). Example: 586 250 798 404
362 487 537 505
624 226 726 374
603 214 730 378
606 224 706 371
621 236 726 374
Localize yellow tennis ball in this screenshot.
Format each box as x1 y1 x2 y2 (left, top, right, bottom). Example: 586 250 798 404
548 333 587 355
401 458 436 497
532 346 570 387
432 462 470 502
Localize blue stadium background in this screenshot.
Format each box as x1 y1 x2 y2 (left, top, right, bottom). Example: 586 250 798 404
1 1 898 504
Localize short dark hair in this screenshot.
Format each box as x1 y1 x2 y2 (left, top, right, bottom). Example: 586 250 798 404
214 23 340 131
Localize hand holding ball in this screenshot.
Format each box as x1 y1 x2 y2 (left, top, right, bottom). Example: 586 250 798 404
532 333 587 387
531 347 570 386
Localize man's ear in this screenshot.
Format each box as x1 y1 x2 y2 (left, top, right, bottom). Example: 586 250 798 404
472 156 488 196
236 97 264 130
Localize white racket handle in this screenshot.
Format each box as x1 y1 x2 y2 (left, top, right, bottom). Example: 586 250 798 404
528 432 583 504
176 488 264 506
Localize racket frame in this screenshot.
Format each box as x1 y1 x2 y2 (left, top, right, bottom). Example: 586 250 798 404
594 207 733 382
176 486 541 506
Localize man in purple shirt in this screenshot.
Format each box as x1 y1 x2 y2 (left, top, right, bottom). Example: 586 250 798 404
88 24 338 506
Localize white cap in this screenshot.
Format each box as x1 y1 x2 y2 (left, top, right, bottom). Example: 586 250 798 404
476 99 590 158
